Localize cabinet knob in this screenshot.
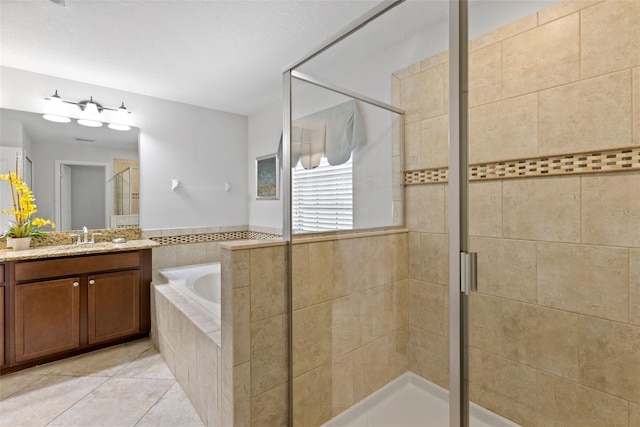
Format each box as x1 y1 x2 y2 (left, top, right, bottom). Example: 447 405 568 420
73 282 79 287
89 279 96 285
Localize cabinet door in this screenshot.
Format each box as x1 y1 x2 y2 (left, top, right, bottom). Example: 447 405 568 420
1 286 4 367
15 278 80 362
88 270 140 345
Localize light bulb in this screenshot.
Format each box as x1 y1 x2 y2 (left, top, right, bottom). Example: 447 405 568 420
78 97 103 127
108 102 132 131
43 90 71 123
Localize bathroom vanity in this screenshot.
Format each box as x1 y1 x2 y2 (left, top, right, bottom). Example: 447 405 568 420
0 240 157 373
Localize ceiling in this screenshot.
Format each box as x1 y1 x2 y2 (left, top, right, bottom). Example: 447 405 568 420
0 0 394 116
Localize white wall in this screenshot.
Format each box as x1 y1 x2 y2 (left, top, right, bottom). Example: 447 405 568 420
0 66 249 230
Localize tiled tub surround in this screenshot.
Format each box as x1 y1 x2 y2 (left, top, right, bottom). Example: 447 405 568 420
220 239 288 427
152 279 223 426
395 0 640 425
144 226 281 281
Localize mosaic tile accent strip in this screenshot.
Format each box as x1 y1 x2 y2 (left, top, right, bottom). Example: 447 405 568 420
151 231 282 246
404 146 640 185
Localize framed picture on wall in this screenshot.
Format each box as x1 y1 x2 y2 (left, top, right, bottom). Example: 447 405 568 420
256 153 279 200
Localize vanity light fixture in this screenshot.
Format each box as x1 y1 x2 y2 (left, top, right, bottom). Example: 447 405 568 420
43 90 133 131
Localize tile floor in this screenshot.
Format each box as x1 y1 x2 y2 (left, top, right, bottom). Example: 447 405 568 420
0 339 204 427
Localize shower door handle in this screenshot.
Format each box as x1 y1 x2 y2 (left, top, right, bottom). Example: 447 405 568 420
460 252 477 295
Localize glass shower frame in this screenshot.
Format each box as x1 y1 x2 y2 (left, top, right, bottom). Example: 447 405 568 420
283 1 471 426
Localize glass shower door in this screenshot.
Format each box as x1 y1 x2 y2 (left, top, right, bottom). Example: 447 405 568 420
466 1 640 426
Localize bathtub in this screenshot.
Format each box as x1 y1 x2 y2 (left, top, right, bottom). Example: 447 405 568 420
158 263 221 320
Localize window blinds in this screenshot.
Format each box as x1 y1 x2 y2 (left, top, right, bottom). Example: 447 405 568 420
292 156 353 233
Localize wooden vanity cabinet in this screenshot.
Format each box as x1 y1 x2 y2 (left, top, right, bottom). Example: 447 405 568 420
3 249 151 371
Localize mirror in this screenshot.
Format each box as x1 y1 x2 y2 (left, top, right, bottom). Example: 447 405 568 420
0 108 139 232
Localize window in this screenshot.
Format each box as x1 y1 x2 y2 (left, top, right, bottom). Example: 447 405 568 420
292 156 353 233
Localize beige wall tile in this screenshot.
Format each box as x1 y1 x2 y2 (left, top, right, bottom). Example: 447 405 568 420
503 177 581 243
352 235 391 291
469 43 502 108
502 13 580 98
332 294 361 358
389 233 409 282
635 68 639 145
471 13 537 51
582 173 640 247
393 279 409 329
404 121 421 170
333 238 355 298
232 249 250 288
362 335 391 396
409 326 449 388
232 287 250 365
293 302 332 377
250 315 287 397
405 184 446 233
418 232 449 285
292 372 309 427
352 348 364 402
469 292 501 353
502 300 579 381
304 241 334 308
332 352 354 416
390 326 409 380
537 243 629 322
469 181 502 238
233 362 250 427
469 93 538 164
538 0 602 25
470 237 537 303
537 371 630 427
250 247 286 322
250 383 287 427
195 328 219 404
631 403 640 427
469 349 537 426
581 0 640 78
393 62 421 80
359 286 394 343
420 51 448 72
292 243 309 310
409 280 447 336
420 115 449 169
409 232 420 281
400 65 445 123
579 315 640 403
632 249 640 327
539 70 633 154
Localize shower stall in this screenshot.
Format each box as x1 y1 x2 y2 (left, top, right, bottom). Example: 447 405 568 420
111 165 139 227
280 0 639 426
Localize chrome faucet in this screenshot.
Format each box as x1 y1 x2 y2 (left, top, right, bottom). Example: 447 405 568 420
70 226 102 245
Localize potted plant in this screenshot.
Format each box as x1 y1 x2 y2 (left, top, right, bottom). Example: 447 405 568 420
1 165 55 250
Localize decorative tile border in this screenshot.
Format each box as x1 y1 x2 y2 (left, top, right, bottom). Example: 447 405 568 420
404 146 640 185
150 231 281 246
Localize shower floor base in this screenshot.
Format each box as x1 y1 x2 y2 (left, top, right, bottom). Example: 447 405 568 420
322 372 520 427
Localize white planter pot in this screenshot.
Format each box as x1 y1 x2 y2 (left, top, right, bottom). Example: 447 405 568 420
11 237 32 250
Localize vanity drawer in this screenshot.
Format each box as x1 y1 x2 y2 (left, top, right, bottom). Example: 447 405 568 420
14 252 140 282
0 264 4 284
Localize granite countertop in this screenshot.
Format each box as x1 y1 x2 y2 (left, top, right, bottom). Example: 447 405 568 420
0 239 159 262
